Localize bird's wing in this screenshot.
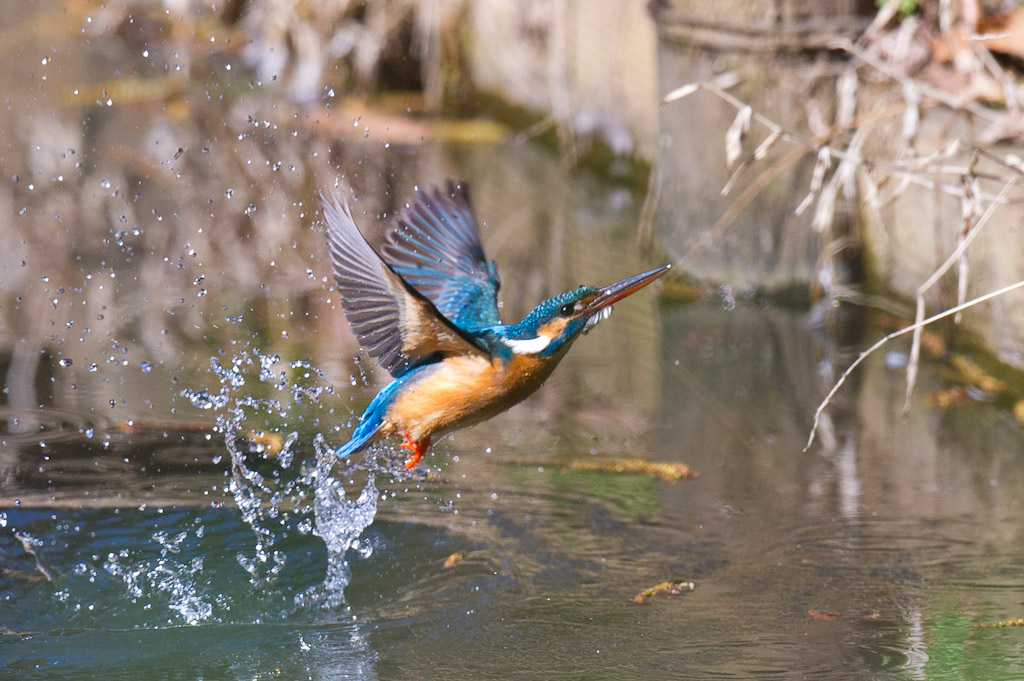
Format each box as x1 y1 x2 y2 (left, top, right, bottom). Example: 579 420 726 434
322 192 488 378
380 182 502 333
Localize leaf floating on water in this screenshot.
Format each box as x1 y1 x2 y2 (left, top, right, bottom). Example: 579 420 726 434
443 551 466 569
506 457 698 482
633 579 695 604
567 458 699 482
808 609 839 621
979 618 1024 628
246 430 283 456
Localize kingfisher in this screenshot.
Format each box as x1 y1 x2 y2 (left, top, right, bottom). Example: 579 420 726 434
322 181 670 470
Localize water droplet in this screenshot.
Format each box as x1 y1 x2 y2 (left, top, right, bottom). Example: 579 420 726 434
225 188 233 198
59 358 73 367
140 361 152 373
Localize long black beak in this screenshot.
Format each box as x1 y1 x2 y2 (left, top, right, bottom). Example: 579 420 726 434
580 264 671 316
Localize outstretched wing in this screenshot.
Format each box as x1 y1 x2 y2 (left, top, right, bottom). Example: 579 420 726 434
381 182 502 333
322 192 488 378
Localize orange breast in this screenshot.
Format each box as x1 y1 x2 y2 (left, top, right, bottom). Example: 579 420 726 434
384 351 564 441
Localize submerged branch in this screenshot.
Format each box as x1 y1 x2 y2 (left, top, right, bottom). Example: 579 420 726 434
14 533 55 583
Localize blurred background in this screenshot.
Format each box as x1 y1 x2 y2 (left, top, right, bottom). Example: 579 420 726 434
3 1 1024 679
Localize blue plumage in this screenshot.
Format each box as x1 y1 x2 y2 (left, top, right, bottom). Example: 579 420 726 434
382 182 502 333
321 181 670 469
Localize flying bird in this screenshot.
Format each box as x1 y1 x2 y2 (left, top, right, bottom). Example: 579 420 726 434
322 182 669 469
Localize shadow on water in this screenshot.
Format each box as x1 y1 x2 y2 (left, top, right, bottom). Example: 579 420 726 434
2 1 1024 680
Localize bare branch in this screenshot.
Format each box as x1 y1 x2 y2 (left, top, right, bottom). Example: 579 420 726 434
806 277 1024 451
902 177 1017 410
725 105 752 169
831 37 1003 125
660 82 699 107
669 74 1017 205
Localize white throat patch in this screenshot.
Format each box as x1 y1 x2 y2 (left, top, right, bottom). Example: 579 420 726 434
504 335 552 355
583 306 612 333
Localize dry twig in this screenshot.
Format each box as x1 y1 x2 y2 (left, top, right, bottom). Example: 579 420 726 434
831 37 1003 125
805 278 1024 451
902 177 1017 411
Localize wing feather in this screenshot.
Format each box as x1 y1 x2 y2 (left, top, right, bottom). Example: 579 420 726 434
322 191 487 377
381 182 501 332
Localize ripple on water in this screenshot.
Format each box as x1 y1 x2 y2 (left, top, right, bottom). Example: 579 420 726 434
0 404 119 448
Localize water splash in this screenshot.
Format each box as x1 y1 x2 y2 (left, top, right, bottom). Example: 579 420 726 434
181 349 384 609
180 351 317 588
103 528 213 625
296 434 378 609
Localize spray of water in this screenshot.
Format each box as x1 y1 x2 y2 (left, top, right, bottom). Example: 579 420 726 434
103 530 213 625
177 350 383 613
295 433 379 609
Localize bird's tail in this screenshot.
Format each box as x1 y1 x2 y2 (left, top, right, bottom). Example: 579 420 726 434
334 372 408 461
335 417 382 460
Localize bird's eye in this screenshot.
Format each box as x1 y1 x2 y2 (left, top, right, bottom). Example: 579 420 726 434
558 303 574 317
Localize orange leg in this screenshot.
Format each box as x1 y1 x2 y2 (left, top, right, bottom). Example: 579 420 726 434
399 430 431 470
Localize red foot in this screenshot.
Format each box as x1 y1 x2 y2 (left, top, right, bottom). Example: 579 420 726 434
399 430 431 470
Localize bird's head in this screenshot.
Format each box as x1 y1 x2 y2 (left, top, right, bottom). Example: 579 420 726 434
499 264 671 358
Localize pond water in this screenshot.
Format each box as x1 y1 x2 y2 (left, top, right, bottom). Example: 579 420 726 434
3 2 1024 679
